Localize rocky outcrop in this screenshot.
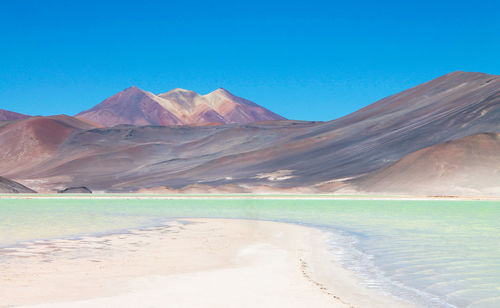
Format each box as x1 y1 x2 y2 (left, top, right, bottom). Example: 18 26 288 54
58 187 92 194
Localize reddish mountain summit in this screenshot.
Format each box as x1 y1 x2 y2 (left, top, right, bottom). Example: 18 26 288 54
0 109 30 121
75 86 183 127
76 87 285 127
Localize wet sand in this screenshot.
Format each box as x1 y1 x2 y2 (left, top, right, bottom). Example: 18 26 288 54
0 219 414 307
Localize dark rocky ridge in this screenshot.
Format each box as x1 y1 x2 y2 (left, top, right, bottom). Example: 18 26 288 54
0 177 36 193
58 187 92 194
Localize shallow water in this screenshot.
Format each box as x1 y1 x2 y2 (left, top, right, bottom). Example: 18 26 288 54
1 198 499 307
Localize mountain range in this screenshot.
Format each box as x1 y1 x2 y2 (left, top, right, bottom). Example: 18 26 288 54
0 71 499 195
76 87 285 126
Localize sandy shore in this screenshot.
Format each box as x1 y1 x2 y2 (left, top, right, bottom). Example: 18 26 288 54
0 219 414 308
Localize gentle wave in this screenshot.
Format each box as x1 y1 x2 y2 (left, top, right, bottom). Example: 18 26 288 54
321 227 457 308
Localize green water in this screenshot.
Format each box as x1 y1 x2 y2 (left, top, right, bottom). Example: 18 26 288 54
1 198 499 307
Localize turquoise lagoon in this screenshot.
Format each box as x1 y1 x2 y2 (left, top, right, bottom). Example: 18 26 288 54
1 197 499 307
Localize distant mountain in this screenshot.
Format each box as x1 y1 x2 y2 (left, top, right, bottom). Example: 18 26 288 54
351 133 500 195
0 109 30 121
74 86 183 127
76 87 285 127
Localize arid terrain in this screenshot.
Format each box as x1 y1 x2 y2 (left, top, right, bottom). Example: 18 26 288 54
0 71 499 195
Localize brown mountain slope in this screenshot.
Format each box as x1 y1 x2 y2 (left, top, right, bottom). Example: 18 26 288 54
0 115 100 178
0 109 30 121
0 176 36 193
76 87 285 127
350 133 500 196
241 71 500 184
9 120 319 192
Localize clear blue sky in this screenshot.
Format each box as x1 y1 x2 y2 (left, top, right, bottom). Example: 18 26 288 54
1 0 499 121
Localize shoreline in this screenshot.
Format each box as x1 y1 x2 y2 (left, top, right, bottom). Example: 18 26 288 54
0 218 415 308
1 193 499 201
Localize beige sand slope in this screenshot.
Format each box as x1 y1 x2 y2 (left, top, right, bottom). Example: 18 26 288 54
351 133 500 195
0 219 412 308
